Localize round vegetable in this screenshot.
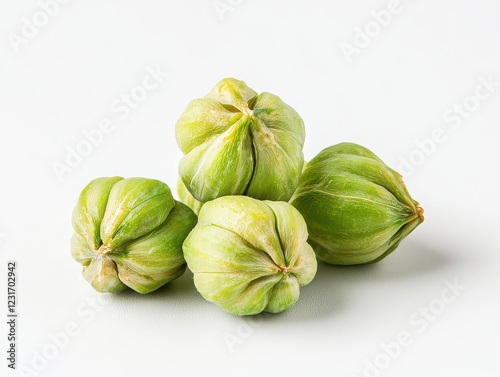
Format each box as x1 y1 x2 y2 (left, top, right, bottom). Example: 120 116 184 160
175 78 305 203
71 177 197 294
183 196 317 316
291 143 424 265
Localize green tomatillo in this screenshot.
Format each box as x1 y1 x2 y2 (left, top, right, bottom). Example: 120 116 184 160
290 143 424 265
71 177 197 294
182 196 317 316
175 78 305 203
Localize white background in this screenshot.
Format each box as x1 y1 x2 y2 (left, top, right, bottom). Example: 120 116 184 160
1 1 499 376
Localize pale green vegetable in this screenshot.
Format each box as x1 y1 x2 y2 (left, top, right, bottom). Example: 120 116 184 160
175 78 305 203
71 177 197 293
183 196 317 316
290 143 424 265
177 176 203 215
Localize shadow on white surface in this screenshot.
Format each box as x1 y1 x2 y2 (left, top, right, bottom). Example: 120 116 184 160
102 240 456 322
107 268 200 303
362 240 453 280
316 239 454 281
273 240 457 322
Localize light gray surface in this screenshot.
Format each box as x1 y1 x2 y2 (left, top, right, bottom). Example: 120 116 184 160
1 1 499 376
